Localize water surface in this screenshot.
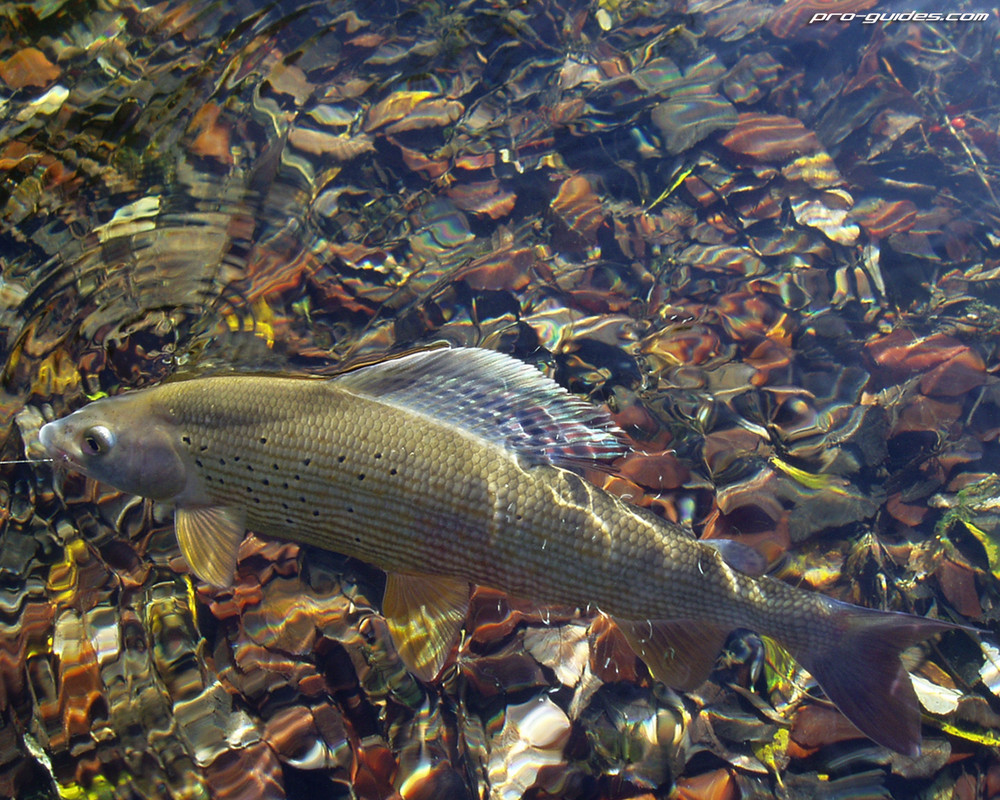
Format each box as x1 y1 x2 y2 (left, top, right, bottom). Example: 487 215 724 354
1 1 999 798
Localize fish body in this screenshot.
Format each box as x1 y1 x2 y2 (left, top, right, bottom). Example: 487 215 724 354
39 348 957 755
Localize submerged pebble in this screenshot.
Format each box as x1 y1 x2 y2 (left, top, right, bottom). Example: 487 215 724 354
0 0 998 797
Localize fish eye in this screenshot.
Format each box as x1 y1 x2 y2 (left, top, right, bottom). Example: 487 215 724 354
81 425 115 457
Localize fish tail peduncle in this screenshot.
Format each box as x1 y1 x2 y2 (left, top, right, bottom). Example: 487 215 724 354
778 594 959 756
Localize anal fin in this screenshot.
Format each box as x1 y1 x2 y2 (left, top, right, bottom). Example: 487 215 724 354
383 573 470 681
175 505 246 587
612 616 729 690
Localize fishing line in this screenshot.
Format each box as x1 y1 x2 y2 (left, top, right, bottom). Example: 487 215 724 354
0 458 54 465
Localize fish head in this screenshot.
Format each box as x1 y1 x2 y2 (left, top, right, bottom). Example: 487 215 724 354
39 392 188 500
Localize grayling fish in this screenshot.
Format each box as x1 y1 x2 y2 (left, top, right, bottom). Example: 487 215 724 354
39 347 958 755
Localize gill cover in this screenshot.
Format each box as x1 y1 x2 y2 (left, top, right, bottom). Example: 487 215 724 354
40 393 188 500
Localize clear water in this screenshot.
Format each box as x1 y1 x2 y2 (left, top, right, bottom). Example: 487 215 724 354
1 1 998 798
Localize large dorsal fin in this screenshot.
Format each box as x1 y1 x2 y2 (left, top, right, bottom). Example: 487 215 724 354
332 347 627 466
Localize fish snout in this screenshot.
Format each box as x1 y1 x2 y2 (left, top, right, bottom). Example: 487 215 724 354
38 421 54 450
39 420 73 465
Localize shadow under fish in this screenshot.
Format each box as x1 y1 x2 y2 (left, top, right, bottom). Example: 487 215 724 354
39 347 964 756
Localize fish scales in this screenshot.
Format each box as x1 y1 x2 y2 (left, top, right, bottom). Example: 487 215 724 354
154 376 811 638
38 347 964 756
160 376 498 578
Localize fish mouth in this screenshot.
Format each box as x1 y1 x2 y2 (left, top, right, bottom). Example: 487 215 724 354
38 423 81 470
44 445 79 471
49 449 76 467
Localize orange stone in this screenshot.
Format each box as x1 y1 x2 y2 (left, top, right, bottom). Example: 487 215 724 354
935 558 982 619
673 768 738 800
618 450 690 490
0 47 60 89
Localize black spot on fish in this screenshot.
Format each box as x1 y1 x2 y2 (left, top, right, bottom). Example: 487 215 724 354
357 473 365 481
312 509 320 517
182 435 191 445
247 465 254 472
302 458 311 466
195 459 203 468
272 463 279 470
253 497 260 504
281 502 289 510
354 535 361 543
219 458 226 465
294 474 300 481
337 455 346 463
260 437 267 444
234 456 240 462
263 478 270 486
246 486 253 493
389 468 397 476
347 506 354 514
199 445 208 452
374 452 382 459
285 518 294 524
299 496 306 503
282 482 289 489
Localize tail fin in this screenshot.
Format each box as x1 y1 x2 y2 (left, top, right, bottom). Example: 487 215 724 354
792 601 959 757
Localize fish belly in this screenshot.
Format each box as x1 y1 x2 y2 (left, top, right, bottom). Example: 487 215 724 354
163 376 769 630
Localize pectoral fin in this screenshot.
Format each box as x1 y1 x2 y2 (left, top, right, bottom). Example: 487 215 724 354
613 616 729 690
175 505 246 587
383 573 470 681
